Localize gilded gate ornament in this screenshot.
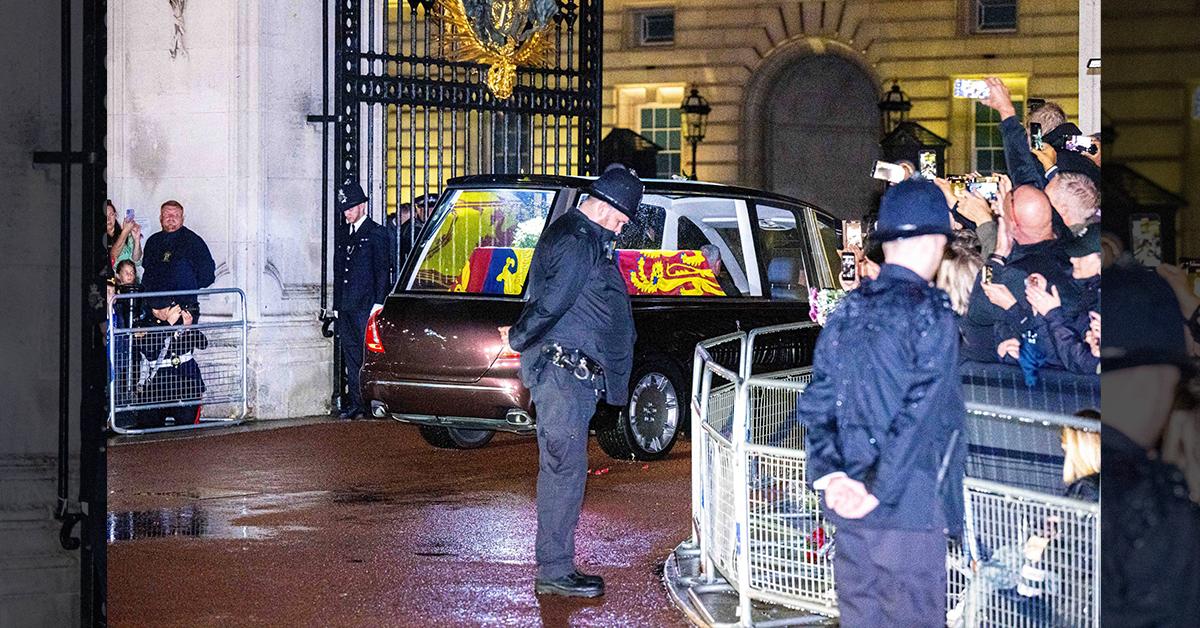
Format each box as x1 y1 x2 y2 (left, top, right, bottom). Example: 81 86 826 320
438 0 558 98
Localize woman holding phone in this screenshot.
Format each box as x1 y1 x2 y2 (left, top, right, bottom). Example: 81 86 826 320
106 200 143 270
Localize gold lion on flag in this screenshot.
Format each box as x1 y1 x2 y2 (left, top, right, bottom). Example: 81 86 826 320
621 250 725 297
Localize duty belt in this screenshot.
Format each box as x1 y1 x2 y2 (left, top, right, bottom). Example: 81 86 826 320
542 343 605 394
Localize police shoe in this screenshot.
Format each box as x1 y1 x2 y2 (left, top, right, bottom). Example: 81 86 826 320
338 409 364 421
534 571 604 598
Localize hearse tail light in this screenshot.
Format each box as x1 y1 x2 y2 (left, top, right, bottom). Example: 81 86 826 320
366 309 385 353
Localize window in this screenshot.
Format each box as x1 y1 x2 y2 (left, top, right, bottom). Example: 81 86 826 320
405 188 556 294
754 205 812 300
975 0 1017 33
638 105 682 178
613 194 754 297
634 9 675 46
973 100 1024 175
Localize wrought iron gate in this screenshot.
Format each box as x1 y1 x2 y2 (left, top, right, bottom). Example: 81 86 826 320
319 0 604 410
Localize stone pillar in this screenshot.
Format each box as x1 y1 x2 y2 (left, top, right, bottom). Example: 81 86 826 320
108 0 333 419
1078 0 1100 134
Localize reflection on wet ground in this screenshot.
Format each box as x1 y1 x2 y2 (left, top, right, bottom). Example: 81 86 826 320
107 498 319 542
108 421 693 626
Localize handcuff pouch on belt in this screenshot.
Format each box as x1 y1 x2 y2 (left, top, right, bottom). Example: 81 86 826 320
542 343 606 395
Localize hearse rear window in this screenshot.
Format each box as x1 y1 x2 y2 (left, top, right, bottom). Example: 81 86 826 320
405 188 556 294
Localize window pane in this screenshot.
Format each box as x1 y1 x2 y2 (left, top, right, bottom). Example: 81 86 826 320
756 205 813 300
639 11 675 44
668 131 680 151
655 107 668 127
618 197 746 297
668 108 681 126
641 108 653 128
977 0 1018 31
407 189 555 294
975 150 990 174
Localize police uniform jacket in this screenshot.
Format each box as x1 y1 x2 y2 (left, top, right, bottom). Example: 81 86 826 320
797 264 967 536
334 217 392 315
509 208 636 406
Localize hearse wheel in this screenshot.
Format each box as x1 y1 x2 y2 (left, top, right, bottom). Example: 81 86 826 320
417 425 496 449
596 359 686 461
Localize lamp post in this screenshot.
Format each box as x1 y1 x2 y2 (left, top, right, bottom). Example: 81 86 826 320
680 88 711 181
878 80 912 136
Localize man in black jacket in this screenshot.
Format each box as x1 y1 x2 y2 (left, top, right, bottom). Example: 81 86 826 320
796 179 966 627
142 199 216 319
332 183 391 420
502 165 640 598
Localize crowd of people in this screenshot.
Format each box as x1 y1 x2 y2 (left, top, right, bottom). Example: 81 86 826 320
841 77 1103 387
99 199 216 429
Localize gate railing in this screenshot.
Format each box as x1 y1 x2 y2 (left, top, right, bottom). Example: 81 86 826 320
687 323 1100 626
106 288 248 434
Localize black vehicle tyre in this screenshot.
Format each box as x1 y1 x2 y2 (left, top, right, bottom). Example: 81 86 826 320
596 359 687 461
417 425 496 449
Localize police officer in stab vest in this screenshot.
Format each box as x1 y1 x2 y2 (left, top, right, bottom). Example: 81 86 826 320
796 179 967 627
332 183 391 420
501 165 640 598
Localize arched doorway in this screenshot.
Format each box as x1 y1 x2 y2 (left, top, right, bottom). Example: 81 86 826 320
741 39 881 219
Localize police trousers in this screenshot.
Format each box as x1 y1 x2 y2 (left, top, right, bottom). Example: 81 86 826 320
530 365 600 580
337 310 368 413
833 524 947 628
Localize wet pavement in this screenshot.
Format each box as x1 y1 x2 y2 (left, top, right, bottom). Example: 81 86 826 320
107 419 693 627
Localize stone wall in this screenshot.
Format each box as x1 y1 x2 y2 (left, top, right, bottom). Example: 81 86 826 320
602 0 1083 187
107 0 332 420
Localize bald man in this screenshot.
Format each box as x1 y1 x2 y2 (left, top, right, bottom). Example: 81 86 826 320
959 184 1080 363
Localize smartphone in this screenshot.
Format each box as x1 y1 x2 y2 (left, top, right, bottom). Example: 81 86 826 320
982 265 993 284
1065 135 1097 155
918 150 938 179
842 220 863 250
953 78 989 100
871 160 906 184
968 179 1000 202
839 251 858 283
1030 122 1044 151
947 175 970 198
124 208 135 224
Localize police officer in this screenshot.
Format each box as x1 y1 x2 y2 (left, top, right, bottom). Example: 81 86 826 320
332 183 391 420
502 165 641 598
796 179 967 627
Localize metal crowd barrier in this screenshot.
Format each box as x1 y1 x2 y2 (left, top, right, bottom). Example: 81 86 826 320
961 361 1099 416
685 322 1100 627
106 288 248 434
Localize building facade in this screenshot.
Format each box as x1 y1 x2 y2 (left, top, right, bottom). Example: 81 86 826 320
601 0 1087 218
